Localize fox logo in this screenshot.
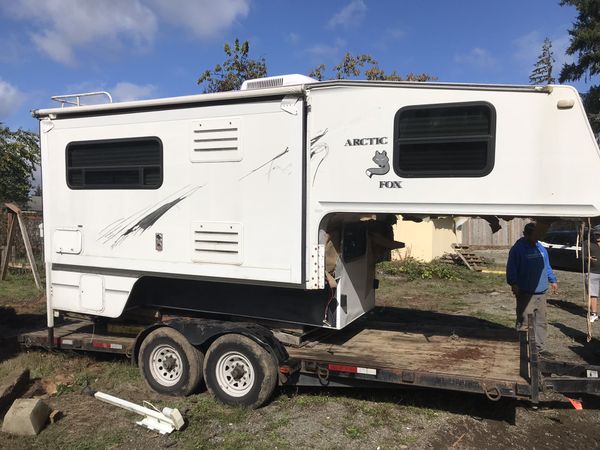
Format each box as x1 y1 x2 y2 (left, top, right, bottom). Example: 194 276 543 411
365 150 390 178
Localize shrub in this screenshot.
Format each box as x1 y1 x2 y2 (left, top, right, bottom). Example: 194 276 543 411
378 257 462 281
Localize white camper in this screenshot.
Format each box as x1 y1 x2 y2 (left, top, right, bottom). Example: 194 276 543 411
28 76 600 407
33 77 600 331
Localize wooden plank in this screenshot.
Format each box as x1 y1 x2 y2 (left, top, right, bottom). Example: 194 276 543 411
0 213 16 281
288 324 523 382
20 321 135 353
15 210 41 289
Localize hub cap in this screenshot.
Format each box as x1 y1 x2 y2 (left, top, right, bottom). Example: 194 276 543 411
149 344 183 386
215 351 255 397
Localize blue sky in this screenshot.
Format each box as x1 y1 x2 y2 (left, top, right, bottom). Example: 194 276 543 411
0 0 593 131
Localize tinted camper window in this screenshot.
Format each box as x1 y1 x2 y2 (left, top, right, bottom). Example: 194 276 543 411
393 102 495 177
66 137 162 189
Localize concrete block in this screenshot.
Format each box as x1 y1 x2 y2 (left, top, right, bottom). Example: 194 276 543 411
2 398 51 436
0 369 30 417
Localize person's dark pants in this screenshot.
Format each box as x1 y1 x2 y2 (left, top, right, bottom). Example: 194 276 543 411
516 292 547 352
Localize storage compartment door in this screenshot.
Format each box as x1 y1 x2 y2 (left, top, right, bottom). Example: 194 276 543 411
79 274 104 312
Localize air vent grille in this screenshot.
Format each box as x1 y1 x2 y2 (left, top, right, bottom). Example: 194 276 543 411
245 77 284 90
190 117 242 162
191 222 242 264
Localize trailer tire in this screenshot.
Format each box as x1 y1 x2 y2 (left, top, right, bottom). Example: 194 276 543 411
139 327 204 396
204 334 277 409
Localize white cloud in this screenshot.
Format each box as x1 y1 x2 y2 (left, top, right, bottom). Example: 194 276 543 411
305 38 346 63
111 82 157 102
2 0 250 66
513 31 573 78
552 34 574 75
149 0 249 38
513 31 543 63
327 0 367 28
0 79 22 119
373 27 405 50
0 35 28 63
58 80 157 104
286 32 301 45
4 0 157 65
385 28 405 41
454 48 496 68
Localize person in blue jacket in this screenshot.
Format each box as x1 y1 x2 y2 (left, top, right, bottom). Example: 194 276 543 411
506 223 558 356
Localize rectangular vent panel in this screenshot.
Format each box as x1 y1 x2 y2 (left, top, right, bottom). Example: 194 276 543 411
190 117 242 162
191 222 242 264
246 77 283 90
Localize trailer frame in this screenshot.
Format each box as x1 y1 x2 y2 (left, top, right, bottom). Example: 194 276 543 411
17 311 600 404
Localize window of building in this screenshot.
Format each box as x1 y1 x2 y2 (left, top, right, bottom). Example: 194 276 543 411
393 102 495 177
66 137 163 189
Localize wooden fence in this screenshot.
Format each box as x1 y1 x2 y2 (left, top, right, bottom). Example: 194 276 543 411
460 217 531 248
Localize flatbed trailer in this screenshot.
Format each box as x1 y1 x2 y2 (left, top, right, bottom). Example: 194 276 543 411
18 307 600 406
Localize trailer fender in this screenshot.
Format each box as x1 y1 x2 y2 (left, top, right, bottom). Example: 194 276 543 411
132 318 288 366
165 318 289 364
132 323 165 366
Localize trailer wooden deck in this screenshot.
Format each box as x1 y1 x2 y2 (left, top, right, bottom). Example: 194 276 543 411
278 307 533 399
288 316 524 384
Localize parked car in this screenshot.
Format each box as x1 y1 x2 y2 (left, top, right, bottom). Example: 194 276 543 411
539 230 582 272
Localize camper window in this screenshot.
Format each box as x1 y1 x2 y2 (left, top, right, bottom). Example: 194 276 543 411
393 102 495 178
66 137 163 189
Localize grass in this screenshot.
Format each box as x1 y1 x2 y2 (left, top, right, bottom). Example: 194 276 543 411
376 270 507 311
0 272 43 304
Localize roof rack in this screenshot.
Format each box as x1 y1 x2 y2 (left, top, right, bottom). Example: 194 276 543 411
51 91 113 108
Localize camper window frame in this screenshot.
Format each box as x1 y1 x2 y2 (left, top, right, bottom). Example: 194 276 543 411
65 136 164 190
392 101 496 178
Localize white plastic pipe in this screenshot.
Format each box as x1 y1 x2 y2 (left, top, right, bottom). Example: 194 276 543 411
94 391 184 434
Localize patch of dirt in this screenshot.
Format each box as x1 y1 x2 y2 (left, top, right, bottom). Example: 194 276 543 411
427 399 600 450
442 346 485 361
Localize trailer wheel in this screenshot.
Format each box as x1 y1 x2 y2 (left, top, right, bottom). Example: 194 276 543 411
139 327 204 396
204 334 277 409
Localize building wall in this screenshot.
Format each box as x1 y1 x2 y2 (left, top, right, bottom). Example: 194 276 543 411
393 217 461 262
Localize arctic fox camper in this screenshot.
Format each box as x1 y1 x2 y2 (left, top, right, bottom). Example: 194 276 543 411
26 76 600 407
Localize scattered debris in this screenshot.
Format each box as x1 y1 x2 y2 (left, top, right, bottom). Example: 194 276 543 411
2 398 51 436
440 245 486 271
0 368 30 417
49 410 62 424
84 387 184 434
40 374 74 397
567 397 583 410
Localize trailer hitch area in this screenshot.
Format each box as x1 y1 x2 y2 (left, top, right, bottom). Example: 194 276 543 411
482 383 502 402
317 365 330 385
278 359 300 384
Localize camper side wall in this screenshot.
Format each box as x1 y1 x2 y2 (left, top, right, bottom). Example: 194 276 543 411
41 97 306 320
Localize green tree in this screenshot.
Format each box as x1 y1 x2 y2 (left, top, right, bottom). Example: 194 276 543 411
0 124 40 205
197 39 267 93
529 37 556 84
309 52 436 82
559 0 600 132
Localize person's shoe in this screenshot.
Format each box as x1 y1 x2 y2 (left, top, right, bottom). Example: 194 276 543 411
539 350 555 360
591 313 599 323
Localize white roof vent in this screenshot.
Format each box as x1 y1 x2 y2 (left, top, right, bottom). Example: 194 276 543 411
240 74 316 90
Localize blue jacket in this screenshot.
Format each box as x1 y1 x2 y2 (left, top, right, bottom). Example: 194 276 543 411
506 238 557 294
